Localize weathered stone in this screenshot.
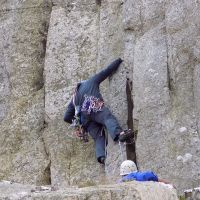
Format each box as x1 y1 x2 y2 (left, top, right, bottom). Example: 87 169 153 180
0 0 52 184
44 2 104 187
133 21 171 179
0 181 179 200
98 0 130 180
132 0 200 193
184 187 200 200
0 0 200 195
0 90 50 185
42 117 104 188
123 0 166 34
44 2 98 121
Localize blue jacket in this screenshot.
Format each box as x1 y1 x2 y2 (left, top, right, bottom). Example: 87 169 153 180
64 58 123 124
121 171 158 182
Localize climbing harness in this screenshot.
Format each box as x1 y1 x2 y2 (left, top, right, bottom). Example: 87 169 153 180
68 84 89 143
69 115 89 142
81 95 104 114
78 127 89 143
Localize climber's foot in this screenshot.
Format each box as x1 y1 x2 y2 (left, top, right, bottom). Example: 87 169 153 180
98 156 105 165
119 129 134 142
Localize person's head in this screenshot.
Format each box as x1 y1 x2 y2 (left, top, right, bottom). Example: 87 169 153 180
120 160 137 176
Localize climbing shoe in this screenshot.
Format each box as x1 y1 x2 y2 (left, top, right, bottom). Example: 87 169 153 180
119 129 134 142
98 156 105 165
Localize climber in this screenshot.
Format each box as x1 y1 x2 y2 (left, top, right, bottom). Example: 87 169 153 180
119 160 172 186
64 58 134 165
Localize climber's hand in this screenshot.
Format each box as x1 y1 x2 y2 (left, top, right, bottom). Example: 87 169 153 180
74 128 82 138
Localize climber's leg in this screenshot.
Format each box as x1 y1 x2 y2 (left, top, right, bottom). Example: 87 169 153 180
91 107 123 141
86 121 106 164
92 107 134 142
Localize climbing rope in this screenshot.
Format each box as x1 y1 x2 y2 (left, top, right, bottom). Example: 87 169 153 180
118 138 135 162
119 141 125 162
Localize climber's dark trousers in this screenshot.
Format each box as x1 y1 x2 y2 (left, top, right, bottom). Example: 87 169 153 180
84 106 123 161
87 121 106 160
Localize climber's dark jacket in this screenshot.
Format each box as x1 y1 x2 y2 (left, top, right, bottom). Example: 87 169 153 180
64 58 123 124
64 58 123 162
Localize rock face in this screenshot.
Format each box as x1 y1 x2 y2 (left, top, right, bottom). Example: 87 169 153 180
0 181 178 200
43 1 104 187
0 0 200 195
0 0 52 185
185 187 200 200
130 0 200 193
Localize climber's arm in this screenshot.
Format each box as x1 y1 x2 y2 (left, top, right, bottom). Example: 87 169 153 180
90 58 123 84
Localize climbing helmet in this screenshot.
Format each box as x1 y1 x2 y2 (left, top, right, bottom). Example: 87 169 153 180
120 160 137 176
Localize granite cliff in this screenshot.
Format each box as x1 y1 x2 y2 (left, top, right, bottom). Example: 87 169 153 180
0 0 200 198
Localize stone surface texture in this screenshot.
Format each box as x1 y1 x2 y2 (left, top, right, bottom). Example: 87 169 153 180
0 181 178 200
0 0 52 185
43 1 104 188
185 187 200 200
0 0 200 196
130 0 200 193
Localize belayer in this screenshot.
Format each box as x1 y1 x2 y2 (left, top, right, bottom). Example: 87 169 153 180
64 58 134 164
119 160 174 188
